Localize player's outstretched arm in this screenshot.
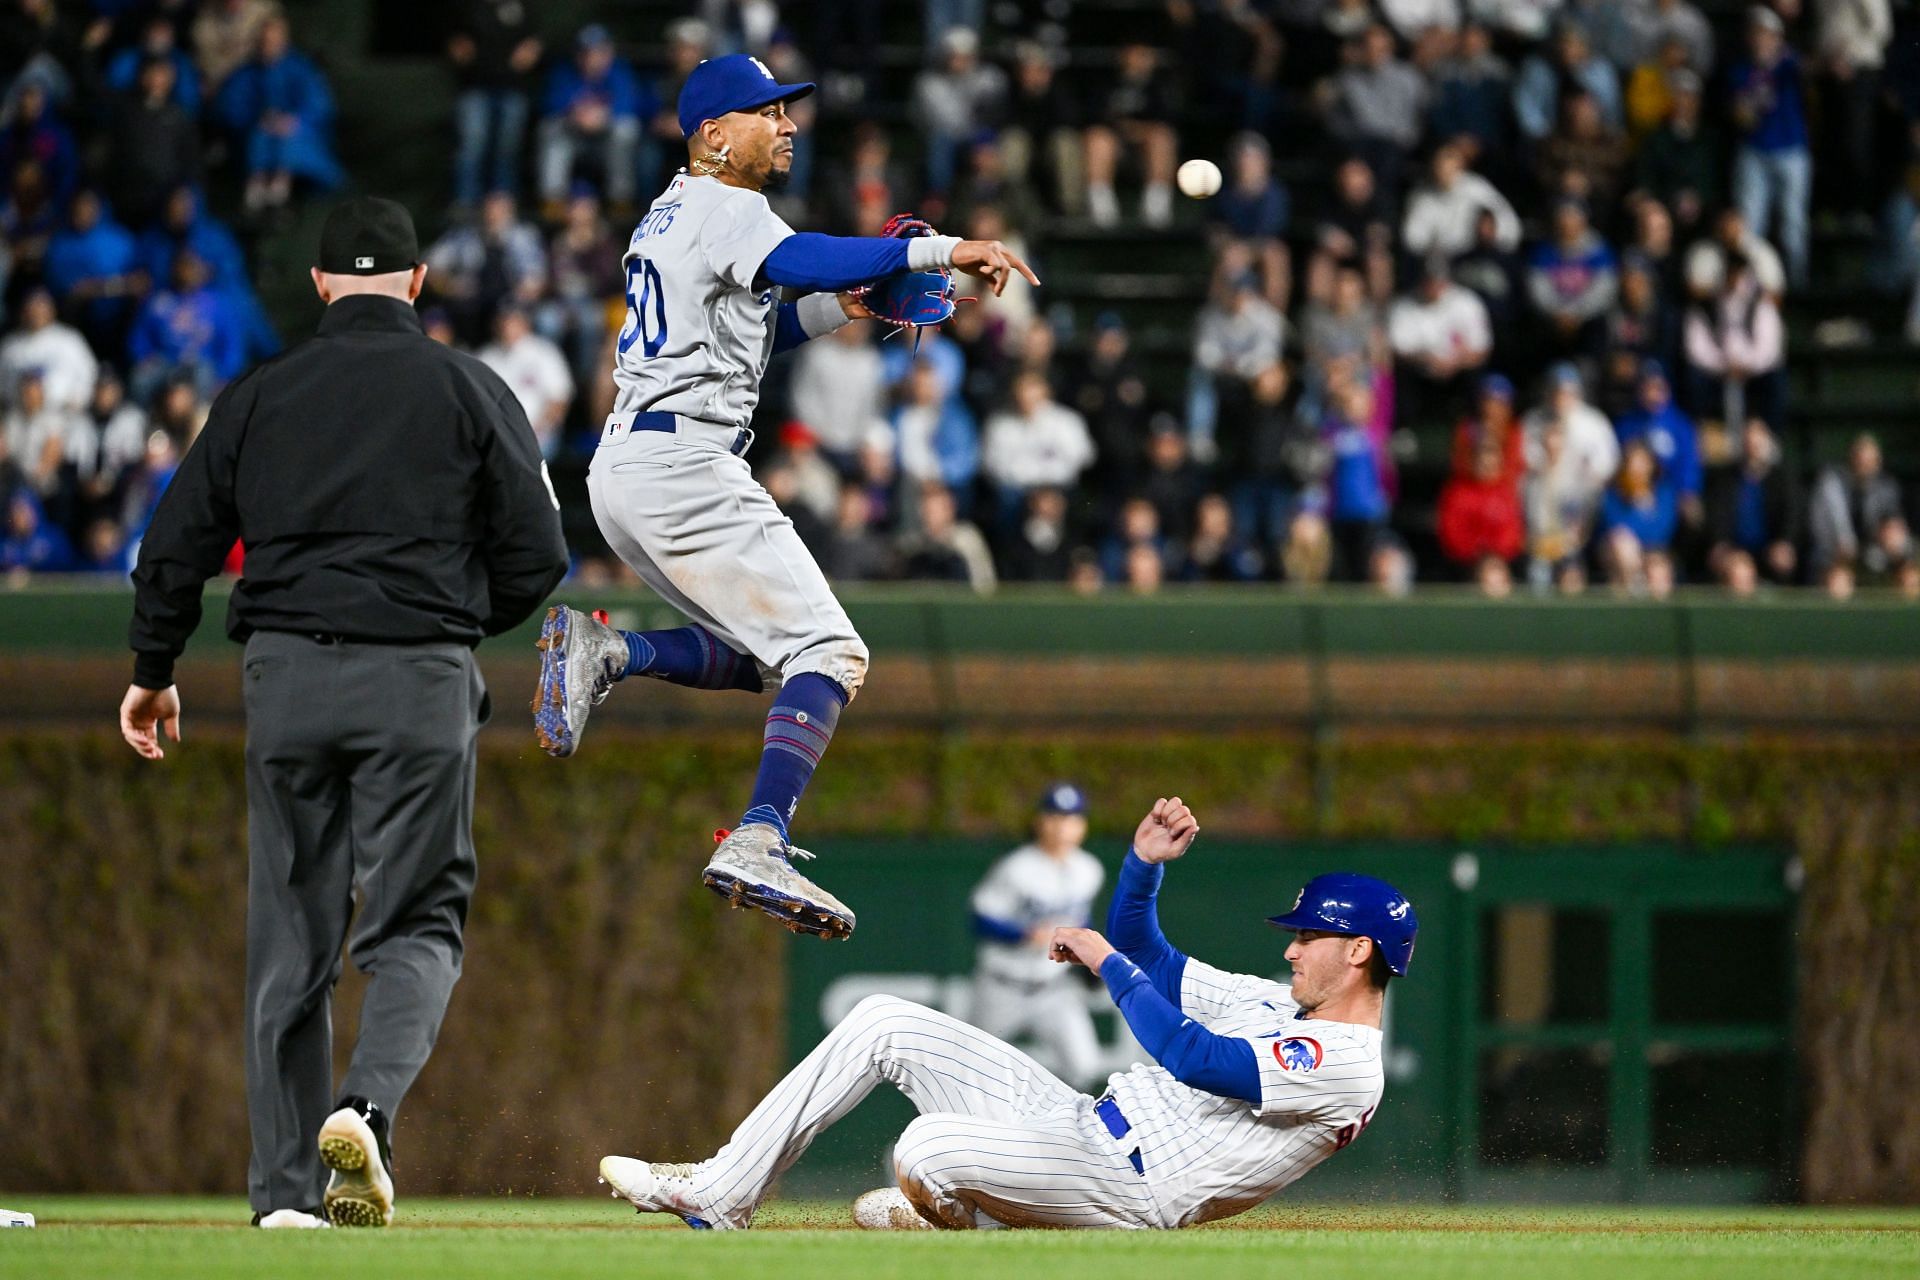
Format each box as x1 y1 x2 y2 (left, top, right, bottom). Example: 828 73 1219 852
1104 797 1200 1004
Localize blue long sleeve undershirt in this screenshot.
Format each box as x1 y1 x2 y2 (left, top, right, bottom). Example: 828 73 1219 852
772 302 808 354
760 233 910 293
1100 850 1262 1104
972 912 1027 944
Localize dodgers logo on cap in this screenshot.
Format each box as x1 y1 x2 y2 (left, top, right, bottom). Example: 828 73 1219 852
1272 1037 1323 1072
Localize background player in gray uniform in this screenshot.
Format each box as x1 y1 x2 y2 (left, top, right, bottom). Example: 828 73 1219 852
968 782 1106 1087
532 54 1038 941
596 796 1418 1231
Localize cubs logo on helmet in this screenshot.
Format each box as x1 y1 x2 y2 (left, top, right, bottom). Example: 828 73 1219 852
1272 1037 1323 1072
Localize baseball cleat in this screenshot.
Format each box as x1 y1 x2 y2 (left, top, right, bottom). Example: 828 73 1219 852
852 1187 934 1230
702 823 855 940
254 1208 330 1229
318 1098 394 1227
533 604 629 758
597 1156 725 1229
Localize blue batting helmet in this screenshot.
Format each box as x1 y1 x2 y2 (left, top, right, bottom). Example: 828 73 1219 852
1267 872 1418 976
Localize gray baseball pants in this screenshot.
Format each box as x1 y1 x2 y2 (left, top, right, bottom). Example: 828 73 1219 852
240 630 487 1214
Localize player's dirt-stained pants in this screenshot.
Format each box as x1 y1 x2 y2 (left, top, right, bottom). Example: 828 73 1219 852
969 972 1104 1090
689 995 1169 1229
586 416 868 694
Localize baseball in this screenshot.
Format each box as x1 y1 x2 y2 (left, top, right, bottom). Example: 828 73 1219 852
1177 158 1222 199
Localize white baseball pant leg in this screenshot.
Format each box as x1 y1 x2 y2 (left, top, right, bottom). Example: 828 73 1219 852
689 995 1160 1229
587 426 868 694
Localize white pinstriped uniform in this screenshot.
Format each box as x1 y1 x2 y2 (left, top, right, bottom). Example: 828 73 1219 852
681 970 1382 1230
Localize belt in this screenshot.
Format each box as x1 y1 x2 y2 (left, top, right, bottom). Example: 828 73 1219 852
1095 1095 1145 1177
605 410 753 457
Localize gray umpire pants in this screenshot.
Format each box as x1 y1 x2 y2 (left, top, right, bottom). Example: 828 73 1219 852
241 630 489 1213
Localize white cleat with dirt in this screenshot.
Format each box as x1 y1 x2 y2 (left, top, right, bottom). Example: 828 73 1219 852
318 1107 394 1227
597 1156 727 1229
852 1187 935 1230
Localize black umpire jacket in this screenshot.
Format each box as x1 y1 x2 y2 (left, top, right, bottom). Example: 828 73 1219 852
129 294 569 689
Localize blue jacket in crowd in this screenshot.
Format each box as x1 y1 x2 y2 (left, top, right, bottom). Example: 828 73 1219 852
45 209 138 326
129 283 245 380
1728 53 1808 153
104 47 201 114
212 49 343 187
1600 484 1679 551
1615 401 1702 498
542 57 650 122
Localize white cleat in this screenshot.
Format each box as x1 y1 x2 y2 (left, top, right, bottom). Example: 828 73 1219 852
701 823 855 940
597 1156 727 1229
255 1208 330 1229
318 1107 394 1227
852 1187 934 1230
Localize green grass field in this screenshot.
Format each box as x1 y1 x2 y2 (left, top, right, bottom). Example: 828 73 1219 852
2 1198 1917 1280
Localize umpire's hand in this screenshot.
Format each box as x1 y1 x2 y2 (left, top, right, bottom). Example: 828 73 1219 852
120 684 181 760
1132 796 1200 864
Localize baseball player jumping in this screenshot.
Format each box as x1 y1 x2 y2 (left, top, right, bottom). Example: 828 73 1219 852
532 54 1038 941
597 796 1418 1230
968 782 1107 1088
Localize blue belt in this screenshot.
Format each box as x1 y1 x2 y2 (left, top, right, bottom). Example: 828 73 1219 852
628 410 752 457
1095 1095 1145 1176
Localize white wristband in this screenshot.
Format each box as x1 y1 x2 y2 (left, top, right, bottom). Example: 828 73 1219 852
797 290 853 339
908 235 962 270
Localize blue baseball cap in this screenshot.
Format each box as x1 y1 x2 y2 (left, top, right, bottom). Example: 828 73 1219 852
1037 782 1088 816
677 53 814 140
1268 871 1418 976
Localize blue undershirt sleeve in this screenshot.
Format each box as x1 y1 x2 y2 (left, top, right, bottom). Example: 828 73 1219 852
971 912 1027 944
1104 850 1189 1005
1099 954 1262 1105
759 233 910 292
772 302 808 354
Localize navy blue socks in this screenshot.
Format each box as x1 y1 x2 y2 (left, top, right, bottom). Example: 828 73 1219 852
740 673 847 840
620 626 763 692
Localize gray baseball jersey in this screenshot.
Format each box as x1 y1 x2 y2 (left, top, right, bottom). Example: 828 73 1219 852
611 172 794 429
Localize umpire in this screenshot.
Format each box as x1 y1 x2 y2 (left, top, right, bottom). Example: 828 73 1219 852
118 197 568 1229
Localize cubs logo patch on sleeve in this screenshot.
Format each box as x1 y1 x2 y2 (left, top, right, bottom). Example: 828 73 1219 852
1273 1037 1324 1072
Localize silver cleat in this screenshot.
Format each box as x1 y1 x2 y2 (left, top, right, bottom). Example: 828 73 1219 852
852 1187 935 1230
533 604 630 758
702 823 856 941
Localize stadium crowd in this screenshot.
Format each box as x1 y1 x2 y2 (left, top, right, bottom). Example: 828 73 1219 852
3 0 1917 601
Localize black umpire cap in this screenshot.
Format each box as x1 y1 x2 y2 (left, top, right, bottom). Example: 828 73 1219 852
316 196 420 275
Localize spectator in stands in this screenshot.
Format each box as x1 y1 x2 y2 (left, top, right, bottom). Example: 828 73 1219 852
822 485 895 582
1535 89 1630 220
1684 205 1786 304
1527 197 1617 365
1683 251 1785 428
1631 69 1719 234
44 191 136 354
1084 42 1180 228
0 285 94 412
1624 35 1688 139
1438 433 1526 581
982 370 1096 523
193 0 282 95
1140 422 1206 542
1321 24 1427 197
479 303 574 459
1300 267 1384 410
817 122 911 238
1598 438 1678 595
1705 415 1801 589
211 16 343 214
0 484 74 574
639 19 711 196
1613 359 1702 522
1810 432 1913 596
1192 266 1286 448
1603 252 1680 377
1001 41 1082 218
1307 376 1395 581
1523 363 1619 514
448 0 542 208
955 203 1037 341
126 249 241 403
536 25 646 212
537 190 622 380
1066 313 1155 497
1452 371 1524 480
1815 0 1892 227
1100 495 1171 584
1514 20 1623 144
1308 155 1394 303
1402 140 1520 265
105 15 200 113
1631 0 1714 74
0 74 75 202
912 27 1006 198
103 55 201 230
1727 6 1811 287
894 356 979 500
69 367 146 530
2 367 73 498
1181 492 1265 583
1003 485 1074 582
1523 419 1595 592
1427 21 1513 173
1452 205 1526 362
774 419 846 527
135 186 244 296
898 480 995 592
1208 133 1291 311
1388 255 1492 421
425 189 548 344
787 319 882 468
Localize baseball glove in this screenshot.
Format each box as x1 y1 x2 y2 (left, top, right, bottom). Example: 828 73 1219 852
851 213 958 334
